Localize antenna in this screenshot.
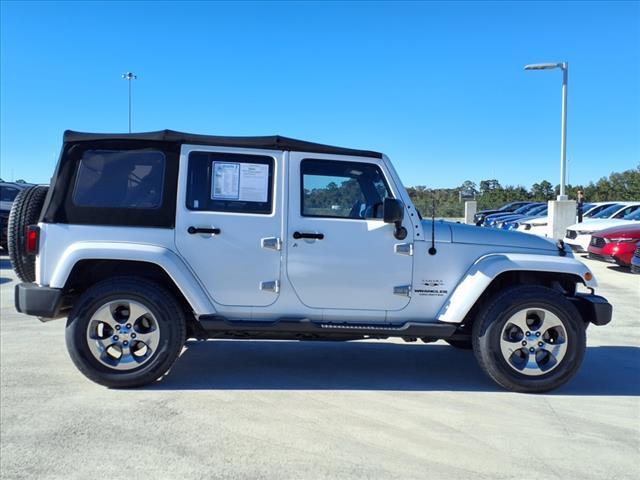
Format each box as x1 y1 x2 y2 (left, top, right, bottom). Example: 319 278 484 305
428 196 437 255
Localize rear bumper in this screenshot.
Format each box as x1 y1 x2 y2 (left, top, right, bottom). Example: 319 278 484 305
568 293 612 327
14 283 67 320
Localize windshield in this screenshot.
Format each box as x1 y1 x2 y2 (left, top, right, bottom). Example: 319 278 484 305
592 204 623 219
499 202 527 212
623 209 640 220
585 204 606 217
620 205 640 219
513 204 534 214
528 205 547 215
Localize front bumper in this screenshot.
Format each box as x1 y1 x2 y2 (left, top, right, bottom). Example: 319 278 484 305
568 293 612 327
565 235 590 253
15 283 68 320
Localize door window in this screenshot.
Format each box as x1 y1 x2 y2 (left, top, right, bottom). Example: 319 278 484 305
186 152 274 214
301 159 392 219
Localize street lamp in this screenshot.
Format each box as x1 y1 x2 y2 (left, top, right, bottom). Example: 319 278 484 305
524 62 568 200
121 72 137 133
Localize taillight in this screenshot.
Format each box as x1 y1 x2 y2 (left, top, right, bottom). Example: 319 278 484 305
25 225 40 255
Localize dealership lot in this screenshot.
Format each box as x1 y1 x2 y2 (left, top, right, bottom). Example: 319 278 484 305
0 253 638 479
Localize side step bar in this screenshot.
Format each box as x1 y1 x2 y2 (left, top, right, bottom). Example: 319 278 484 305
197 316 459 341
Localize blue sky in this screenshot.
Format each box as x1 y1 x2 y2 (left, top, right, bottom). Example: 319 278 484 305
1 1 638 188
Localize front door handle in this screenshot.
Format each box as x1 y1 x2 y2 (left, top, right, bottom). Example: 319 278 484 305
293 231 324 240
188 226 221 235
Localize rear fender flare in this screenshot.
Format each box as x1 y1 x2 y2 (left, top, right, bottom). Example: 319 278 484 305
48 242 216 315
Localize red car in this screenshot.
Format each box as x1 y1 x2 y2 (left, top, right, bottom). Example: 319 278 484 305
588 223 640 267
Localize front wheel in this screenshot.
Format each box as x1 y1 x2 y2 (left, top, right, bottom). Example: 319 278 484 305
472 285 586 393
65 277 187 388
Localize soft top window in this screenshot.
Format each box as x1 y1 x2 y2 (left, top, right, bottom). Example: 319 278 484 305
73 149 166 209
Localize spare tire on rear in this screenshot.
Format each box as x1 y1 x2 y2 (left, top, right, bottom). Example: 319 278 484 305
8 186 49 283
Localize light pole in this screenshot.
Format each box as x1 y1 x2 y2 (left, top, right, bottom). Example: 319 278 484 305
121 72 137 133
524 62 568 200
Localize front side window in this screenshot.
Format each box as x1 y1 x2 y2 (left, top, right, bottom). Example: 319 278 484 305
73 149 166 209
301 159 392 219
186 152 274 214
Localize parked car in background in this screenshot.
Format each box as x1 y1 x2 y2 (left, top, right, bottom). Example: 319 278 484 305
631 244 640 274
1 182 32 250
516 202 617 237
473 201 532 226
483 203 541 227
503 206 550 231
565 204 640 252
587 224 640 267
497 205 548 230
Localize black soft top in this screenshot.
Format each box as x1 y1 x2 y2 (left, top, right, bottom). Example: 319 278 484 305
63 130 383 159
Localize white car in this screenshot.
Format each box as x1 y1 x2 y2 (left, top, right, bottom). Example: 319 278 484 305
564 203 640 252
517 202 618 237
9 129 612 393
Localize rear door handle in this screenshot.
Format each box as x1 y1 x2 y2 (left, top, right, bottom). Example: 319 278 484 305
293 231 324 240
188 226 221 235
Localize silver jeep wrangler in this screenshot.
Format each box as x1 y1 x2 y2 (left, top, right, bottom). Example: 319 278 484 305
10 130 612 392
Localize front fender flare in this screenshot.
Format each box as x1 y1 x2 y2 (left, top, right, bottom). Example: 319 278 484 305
49 242 216 315
436 253 597 324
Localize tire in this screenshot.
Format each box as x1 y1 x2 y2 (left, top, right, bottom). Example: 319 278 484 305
7 185 49 282
472 285 586 393
445 338 473 350
65 277 187 388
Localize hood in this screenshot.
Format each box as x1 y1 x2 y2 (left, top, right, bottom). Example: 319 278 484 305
592 223 640 238
447 222 557 251
567 218 639 233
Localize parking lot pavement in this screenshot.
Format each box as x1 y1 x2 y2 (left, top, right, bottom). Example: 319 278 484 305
1 253 638 480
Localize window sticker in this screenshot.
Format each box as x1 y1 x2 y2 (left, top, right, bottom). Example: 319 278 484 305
239 163 269 202
211 161 269 202
212 162 240 200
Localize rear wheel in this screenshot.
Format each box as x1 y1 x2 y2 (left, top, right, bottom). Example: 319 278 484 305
472 285 586 393
7 185 49 282
65 277 187 388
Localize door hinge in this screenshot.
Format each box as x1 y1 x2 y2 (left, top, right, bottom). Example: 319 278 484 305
260 280 280 294
393 285 411 297
394 243 413 256
261 237 282 251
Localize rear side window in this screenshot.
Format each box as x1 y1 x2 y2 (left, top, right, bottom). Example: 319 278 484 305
73 149 166 209
186 151 274 215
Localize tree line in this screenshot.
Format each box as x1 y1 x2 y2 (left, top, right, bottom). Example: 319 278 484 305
407 165 640 218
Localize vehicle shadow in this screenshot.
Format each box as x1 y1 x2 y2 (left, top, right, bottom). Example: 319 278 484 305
606 265 632 274
149 341 640 395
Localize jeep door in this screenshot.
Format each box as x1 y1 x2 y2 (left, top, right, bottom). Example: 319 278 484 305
286 153 413 311
175 146 283 307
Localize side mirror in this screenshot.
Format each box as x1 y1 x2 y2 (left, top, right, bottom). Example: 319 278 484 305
383 198 407 240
